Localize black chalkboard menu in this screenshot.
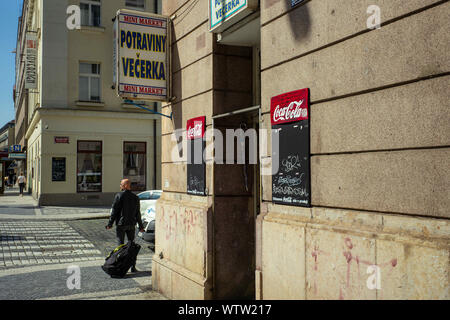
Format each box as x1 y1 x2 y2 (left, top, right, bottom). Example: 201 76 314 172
52 157 66 182
271 89 311 207
187 116 206 196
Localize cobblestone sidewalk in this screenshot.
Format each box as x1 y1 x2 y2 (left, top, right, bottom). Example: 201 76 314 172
0 221 103 269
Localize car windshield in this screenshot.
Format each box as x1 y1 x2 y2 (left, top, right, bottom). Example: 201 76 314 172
138 192 151 200
150 191 162 200
138 191 161 200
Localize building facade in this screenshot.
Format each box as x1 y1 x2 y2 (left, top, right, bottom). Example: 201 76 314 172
13 0 28 180
152 0 449 299
0 120 16 194
0 121 16 153
15 0 162 205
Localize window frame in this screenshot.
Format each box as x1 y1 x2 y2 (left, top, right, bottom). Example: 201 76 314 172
79 62 101 102
123 141 147 192
77 140 103 193
125 0 145 10
80 0 102 27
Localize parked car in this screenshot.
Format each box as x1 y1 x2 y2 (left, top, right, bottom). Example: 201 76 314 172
137 190 162 242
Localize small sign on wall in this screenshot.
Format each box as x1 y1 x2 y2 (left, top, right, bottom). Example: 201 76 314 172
187 116 206 196
271 88 311 207
54 137 69 144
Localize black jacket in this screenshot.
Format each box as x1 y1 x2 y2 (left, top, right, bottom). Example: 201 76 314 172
107 190 144 229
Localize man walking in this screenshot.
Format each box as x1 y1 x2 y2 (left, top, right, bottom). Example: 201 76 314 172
17 173 26 196
106 179 145 273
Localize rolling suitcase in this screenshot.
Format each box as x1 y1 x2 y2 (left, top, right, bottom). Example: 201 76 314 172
101 241 141 278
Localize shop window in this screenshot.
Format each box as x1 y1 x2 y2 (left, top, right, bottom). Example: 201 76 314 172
79 63 101 102
80 0 101 27
126 0 145 9
77 141 102 192
123 142 146 191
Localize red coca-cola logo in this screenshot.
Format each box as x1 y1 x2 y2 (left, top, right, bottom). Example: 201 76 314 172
271 89 309 125
186 116 205 140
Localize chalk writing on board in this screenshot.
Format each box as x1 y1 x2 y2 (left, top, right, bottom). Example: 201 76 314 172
188 176 203 191
277 173 304 187
281 155 301 173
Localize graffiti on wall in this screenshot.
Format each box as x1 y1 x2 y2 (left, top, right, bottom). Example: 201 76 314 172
310 237 398 299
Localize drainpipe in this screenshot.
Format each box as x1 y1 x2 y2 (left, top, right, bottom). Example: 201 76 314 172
154 0 159 190
153 102 157 190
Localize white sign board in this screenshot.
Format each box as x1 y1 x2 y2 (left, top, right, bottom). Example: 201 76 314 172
114 9 170 101
25 33 38 89
209 0 258 32
9 153 27 160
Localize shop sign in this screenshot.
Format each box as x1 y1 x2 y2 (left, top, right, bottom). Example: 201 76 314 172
209 0 259 32
25 33 38 90
186 116 206 140
114 9 170 101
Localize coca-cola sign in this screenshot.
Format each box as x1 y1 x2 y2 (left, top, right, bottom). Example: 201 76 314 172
186 116 205 140
270 88 309 125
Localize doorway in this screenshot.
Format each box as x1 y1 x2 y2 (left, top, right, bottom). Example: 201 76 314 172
212 106 260 299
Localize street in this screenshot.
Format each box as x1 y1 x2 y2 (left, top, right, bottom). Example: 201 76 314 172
0 188 164 300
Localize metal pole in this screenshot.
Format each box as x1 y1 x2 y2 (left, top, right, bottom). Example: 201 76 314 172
123 100 172 120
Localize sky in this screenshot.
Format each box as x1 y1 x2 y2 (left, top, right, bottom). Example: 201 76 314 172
0 0 23 126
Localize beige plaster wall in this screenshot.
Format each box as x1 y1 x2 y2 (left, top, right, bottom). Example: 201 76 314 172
157 0 450 300
260 204 449 300
259 0 450 299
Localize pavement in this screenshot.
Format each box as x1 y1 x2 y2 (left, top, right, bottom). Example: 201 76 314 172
0 187 166 300
0 187 111 220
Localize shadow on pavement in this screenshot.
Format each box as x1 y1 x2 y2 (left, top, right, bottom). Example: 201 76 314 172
124 270 152 279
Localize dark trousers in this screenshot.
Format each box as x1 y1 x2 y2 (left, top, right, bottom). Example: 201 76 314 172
19 183 25 194
116 225 137 268
116 225 136 245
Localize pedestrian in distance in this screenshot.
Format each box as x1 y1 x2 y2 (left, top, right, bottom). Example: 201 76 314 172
106 178 145 273
17 173 26 196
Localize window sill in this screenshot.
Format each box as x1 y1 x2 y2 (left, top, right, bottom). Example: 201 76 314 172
76 101 105 107
79 26 106 34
